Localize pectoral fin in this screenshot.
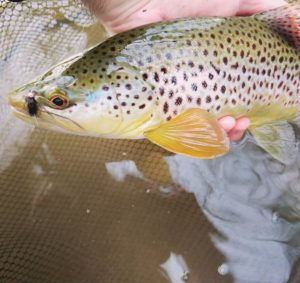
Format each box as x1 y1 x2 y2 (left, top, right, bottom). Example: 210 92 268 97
250 121 298 165
145 108 229 158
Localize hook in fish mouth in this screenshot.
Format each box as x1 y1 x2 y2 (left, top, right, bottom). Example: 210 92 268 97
25 91 38 116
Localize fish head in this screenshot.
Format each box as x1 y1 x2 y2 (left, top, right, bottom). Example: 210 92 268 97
9 73 90 134
9 64 159 138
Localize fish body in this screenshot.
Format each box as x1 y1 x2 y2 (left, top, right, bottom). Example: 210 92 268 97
9 3 300 162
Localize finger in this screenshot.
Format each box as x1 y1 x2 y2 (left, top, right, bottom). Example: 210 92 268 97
235 117 250 131
228 130 245 141
228 117 250 141
218 116 236 133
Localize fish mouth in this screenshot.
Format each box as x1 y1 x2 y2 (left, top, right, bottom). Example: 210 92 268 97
9 91 39 124
10 106 55 130
8 92 25 110
10 101 85 134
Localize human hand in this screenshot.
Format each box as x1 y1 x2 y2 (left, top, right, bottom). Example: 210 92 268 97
82 0 286 141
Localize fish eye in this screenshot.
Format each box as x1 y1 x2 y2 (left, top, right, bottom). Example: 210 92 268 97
49 91 69 109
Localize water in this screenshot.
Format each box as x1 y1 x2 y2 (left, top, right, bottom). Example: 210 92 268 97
1 1 300 283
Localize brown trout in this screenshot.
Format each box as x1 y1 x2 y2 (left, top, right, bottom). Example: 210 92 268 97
8 3 300 163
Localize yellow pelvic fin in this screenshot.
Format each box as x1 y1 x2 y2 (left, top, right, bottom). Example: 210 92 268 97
145 108 229 158
250 121 298 165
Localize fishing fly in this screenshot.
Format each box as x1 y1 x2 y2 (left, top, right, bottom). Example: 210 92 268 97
25 92 38 116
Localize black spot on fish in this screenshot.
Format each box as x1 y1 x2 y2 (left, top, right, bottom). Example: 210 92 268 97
171 76 177 85
188 61 195 68
159 87 165 96
183 73 188 81
147 57 153 63
206 96 212 103
231 63 239 69
175 97 183 106
210 62 220 75
163 102 169 113
191 83 197 91
161 67 167 74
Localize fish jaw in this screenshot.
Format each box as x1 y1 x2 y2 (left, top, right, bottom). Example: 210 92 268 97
8 86 59 130
8 87 30 114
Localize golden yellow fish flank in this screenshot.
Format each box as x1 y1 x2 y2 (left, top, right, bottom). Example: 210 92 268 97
9 3 300 163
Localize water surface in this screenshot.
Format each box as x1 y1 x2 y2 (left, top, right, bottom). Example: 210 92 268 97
0 1 300 282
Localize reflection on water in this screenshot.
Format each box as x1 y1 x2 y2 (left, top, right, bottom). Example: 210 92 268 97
160 253 190 283
1 1 300 283
1 127 300 283
165 144 300 282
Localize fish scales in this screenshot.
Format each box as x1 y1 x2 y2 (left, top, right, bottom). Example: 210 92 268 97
65 14 299 124
9 3 300 162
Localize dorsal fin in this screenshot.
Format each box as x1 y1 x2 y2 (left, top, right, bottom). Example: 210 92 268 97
257 3 300 49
